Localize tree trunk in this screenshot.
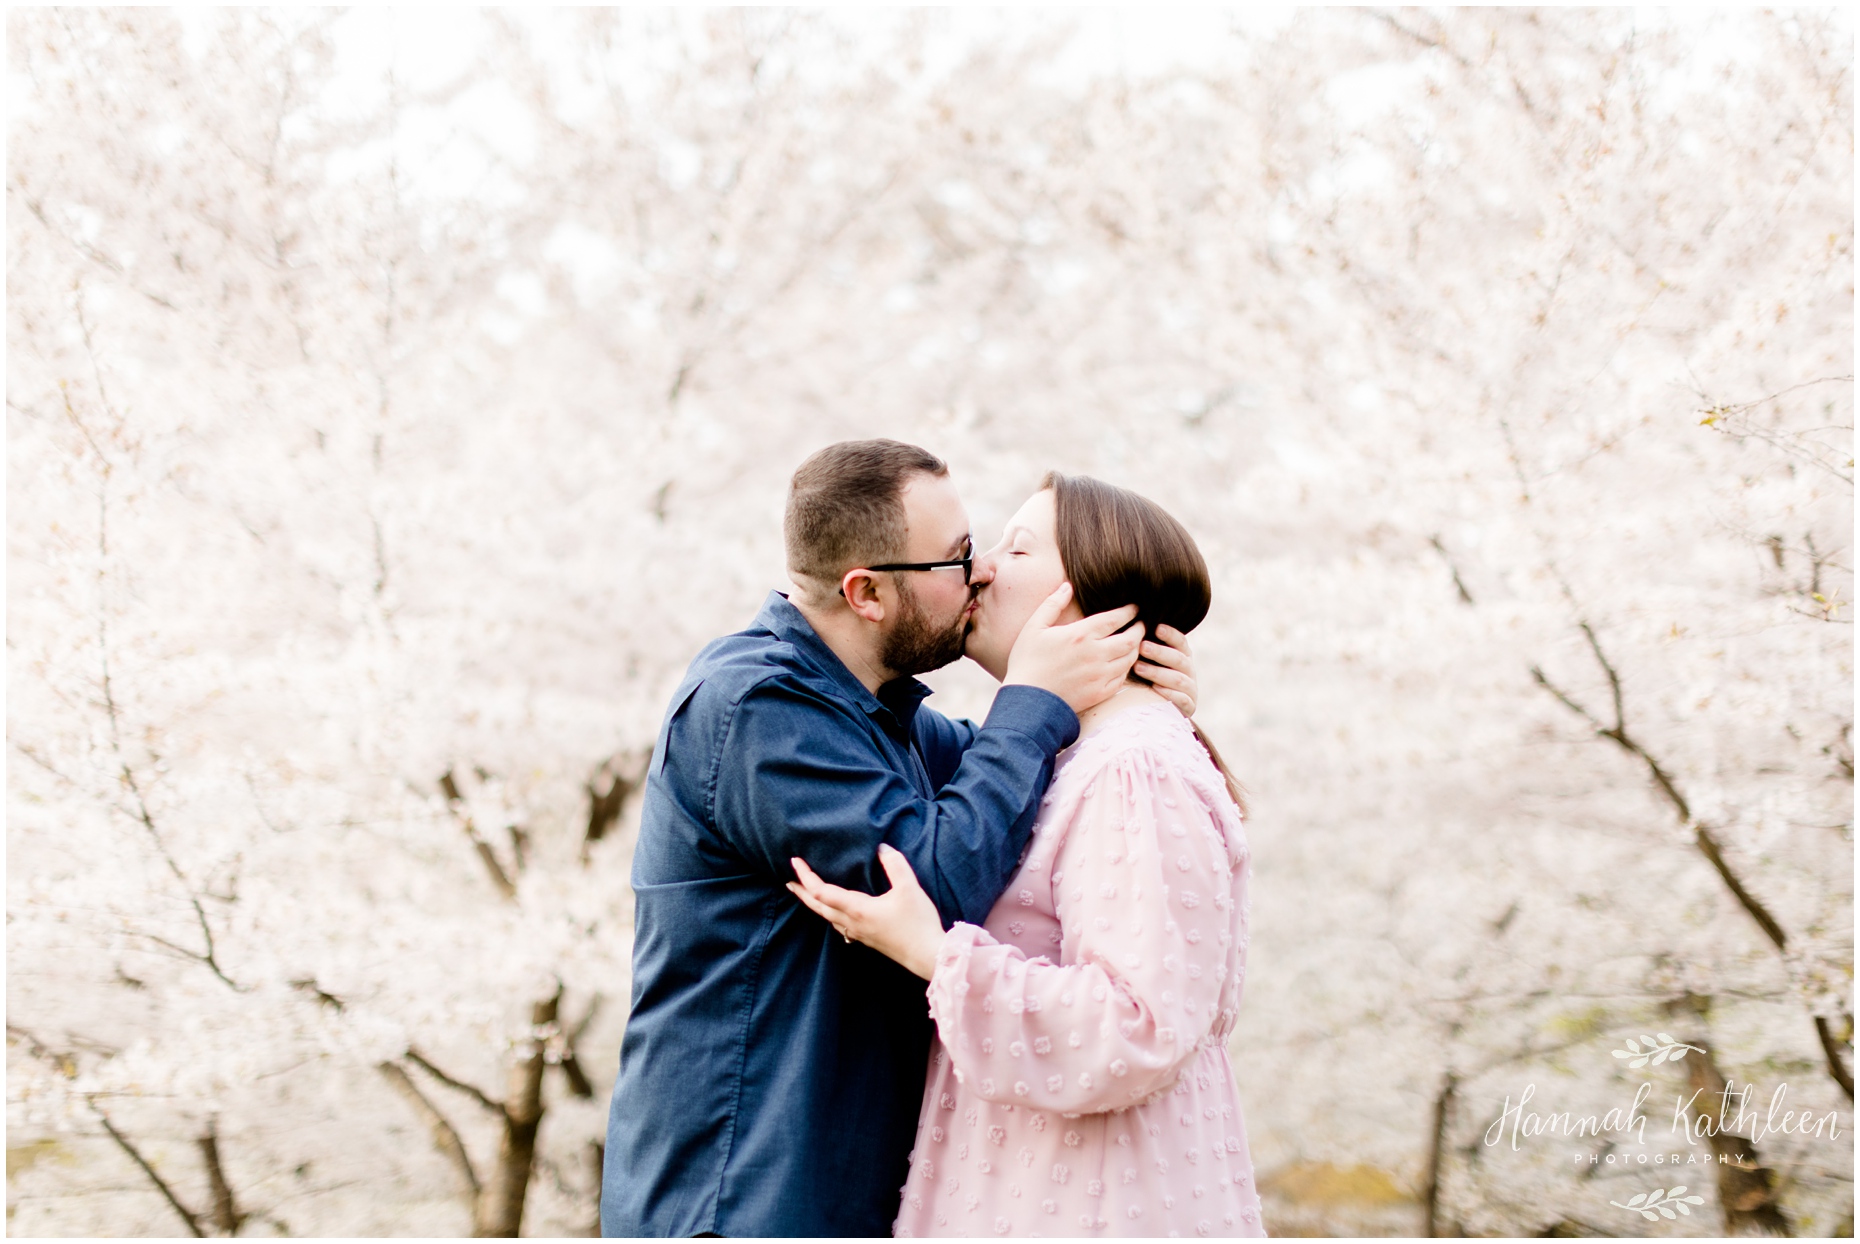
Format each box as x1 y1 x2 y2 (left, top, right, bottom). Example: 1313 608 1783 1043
1679 1040 1792 1236
474 991 559 1237
196 1120 244 1236
1423 1072 1458 1236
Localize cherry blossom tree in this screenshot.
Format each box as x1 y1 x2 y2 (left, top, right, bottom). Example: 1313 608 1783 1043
8 8 1849 1236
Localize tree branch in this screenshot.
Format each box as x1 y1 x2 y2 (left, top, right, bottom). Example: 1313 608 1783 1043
92 1104 206 1238
22 197 178 311
1427 535 1475 605
289 977 345 1013
7 1024 78 1079
1535 620 1853 1098
1531 649 1695 836
582 764 638 858
1813 1016 1855 1099
1698 374 1856 487
406 1047 506 1117
556 993 602 1100
78 372 242 992
136 915 244 991
1692 826 1788 953
1370 9 1471 69
379 1061 481 1199
1529 665 1603 730
1577 622 1627 746
11 1026 220 1234
439 770 517 900
1831 722 1854 782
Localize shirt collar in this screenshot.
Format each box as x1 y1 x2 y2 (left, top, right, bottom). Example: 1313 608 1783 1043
754 591 933 737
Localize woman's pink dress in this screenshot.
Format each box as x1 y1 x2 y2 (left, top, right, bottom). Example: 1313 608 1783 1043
893 702 1265 1238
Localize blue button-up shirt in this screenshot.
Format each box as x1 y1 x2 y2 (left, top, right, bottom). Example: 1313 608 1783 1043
602 592 1078 1238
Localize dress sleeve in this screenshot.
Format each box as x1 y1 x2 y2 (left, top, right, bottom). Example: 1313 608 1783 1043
924 740 1238 1114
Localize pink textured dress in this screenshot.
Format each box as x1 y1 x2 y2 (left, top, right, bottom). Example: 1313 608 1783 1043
893 702 1265 1238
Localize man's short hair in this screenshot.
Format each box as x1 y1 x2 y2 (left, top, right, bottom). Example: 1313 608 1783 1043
785 439 948 591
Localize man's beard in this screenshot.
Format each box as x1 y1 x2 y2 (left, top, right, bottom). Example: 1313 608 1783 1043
880 577 972 677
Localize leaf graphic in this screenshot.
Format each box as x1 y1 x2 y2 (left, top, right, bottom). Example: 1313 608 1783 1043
1659 1206 1676 1220
1613 1048 1633 1059
1649 1188 1666 1201
1639 1209 1657 1221
1651 1047 1669 1066
1630 1055 1649 1068
1669 1187 1686 1196
1627 1193 1648 1208
1623 1038 1642 1053
1681 1196 1704 1205
1676 1203 1692 1215
1668 1046 1688 1061
1641 1034 1659 1047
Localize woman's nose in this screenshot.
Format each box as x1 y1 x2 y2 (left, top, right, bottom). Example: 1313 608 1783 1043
968 550 998 586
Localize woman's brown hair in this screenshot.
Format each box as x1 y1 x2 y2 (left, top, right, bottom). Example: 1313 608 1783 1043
1043 471 1247 817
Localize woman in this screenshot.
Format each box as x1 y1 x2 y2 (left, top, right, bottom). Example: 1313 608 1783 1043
790 472 1264 1238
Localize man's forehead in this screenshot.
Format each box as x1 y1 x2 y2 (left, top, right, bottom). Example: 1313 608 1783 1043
899 472 969 549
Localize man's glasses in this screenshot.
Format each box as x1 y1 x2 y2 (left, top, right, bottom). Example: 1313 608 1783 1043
862 538 975 586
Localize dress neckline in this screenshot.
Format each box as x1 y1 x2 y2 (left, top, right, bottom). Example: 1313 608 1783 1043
1063 699 1188 760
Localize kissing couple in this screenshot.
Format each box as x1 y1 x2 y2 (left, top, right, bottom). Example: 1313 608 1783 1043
603 440 1264 1238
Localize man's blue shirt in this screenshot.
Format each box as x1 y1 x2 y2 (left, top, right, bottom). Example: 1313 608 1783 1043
602 592 1078 1237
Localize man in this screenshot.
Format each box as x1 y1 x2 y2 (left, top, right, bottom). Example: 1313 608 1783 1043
602 440 1191 1237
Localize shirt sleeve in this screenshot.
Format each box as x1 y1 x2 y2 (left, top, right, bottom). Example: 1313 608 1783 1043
924 742 1238 1113
912 705 982 793
709 675 1078 926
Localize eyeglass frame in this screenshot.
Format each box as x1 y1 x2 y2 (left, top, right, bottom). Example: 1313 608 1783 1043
839 537 975 593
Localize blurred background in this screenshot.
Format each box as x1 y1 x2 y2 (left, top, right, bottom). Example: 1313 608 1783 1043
6 8 1852 1236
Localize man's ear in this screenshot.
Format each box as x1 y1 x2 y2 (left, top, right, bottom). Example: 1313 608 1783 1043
839 568 888 624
